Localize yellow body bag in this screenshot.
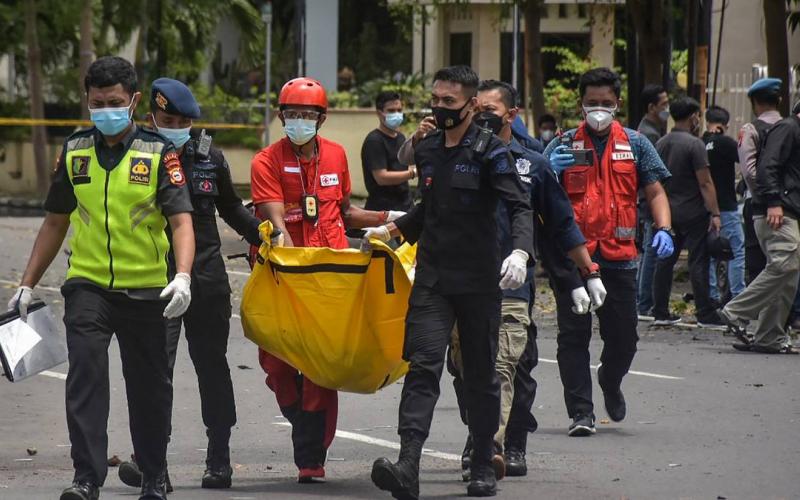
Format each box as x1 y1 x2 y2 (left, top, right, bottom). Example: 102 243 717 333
241 222 414 394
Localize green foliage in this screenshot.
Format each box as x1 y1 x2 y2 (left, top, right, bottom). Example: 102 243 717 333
328 73 431 110
671 49 688 84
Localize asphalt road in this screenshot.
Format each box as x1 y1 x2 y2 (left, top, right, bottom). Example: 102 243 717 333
1 215 798 500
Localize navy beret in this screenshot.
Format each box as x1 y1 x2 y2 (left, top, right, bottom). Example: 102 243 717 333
747 78 782 97
151 78 201 119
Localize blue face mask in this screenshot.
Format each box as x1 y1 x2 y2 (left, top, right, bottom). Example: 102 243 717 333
384 112 404 130
284 118 318 145
89 101 134 136
157 125 191 148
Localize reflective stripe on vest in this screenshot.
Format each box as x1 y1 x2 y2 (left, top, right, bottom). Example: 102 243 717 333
562 121 639 261
64 134 170 289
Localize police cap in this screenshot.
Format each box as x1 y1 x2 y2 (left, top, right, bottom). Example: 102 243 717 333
747 77 782 98
150 78 201 119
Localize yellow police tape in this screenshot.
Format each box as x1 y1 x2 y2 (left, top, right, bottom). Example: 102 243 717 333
0 117 263 130
240 221 415 394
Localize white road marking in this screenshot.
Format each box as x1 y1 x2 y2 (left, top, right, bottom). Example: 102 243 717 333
40 370 67 380
0 279 60 292
273 422 460 462
538 358 683 380
227 270 251 277
232 313 241 319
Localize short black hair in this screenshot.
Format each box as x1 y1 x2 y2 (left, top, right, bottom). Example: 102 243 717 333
375 90 401 111
477 79 518 109
433 65 479 98
84 56 137 95
641 84 666 111
670 96 701 121
750 92 780 107
705 105 730 125
579 67 622 98
538 113 556 127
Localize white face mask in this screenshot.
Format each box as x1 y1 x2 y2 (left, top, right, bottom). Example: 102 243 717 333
541 130 555 142
583 105 617 132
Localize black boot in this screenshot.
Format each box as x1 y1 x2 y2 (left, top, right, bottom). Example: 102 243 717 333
139 472 167 500
467 435 497 497
120 456 172 493
371 431 423 500
202 428 233 489
59 482 99 500
461 434 472 470
503 431 528 477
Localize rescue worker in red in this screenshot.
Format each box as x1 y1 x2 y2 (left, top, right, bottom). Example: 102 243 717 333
543 68 674 436
249 77 404 482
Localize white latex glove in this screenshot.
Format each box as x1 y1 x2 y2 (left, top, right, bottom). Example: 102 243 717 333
159 272 192 319
499 249 529 290
386 211 406 222
7 285 33 322
586 277 607 311
570 286 591 314
362 226 391 243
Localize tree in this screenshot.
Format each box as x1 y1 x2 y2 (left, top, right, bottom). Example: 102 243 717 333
764 0 790 116
79 0 95 119
24 0 50 197
626 0 666 85
521 0 545 134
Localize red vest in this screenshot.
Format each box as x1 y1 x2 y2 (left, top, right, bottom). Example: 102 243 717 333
561 121 639 261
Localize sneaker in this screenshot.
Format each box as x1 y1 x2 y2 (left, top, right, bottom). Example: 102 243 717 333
697 312 726 329
567 414 596 437
653 313 682 326
298 466 325 483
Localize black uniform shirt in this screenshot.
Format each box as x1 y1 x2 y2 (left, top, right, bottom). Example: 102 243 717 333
757 115 800 218
176 138 261 297
702 131 739 212
395 124 534 294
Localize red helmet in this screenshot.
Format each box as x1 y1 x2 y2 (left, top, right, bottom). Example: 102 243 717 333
278 77 328 112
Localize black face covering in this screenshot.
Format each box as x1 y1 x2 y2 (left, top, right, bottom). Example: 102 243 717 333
432 100 471 130
472 111 504 135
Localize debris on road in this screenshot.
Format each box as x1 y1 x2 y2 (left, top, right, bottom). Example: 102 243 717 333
107 455 121 467
25 448 36 456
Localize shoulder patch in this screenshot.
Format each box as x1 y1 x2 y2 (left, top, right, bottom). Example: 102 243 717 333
164 151 186 186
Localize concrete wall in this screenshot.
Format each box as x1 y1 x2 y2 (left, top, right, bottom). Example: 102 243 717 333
0 109 389 199
305 0 339 91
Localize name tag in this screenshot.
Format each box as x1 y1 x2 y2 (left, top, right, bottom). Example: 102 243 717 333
572 141 584 149
321 173 339 187
284 166 300 174
614 141 632 151
611 152 634 161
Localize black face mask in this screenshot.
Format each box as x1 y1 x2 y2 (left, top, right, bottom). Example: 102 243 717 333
432 100 471 130
472 111 504 135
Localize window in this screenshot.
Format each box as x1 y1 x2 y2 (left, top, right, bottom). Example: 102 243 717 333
578 5 588 18
558 4 568 18
449 33 472 67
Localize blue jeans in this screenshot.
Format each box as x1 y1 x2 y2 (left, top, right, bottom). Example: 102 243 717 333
636 222 657 314
710 210 746 301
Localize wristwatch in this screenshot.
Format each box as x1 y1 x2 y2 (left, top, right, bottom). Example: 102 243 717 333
656 226 676 238
580 262 601 279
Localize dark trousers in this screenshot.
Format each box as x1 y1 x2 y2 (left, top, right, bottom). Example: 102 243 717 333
652 215 715 320
743 198 767 283
63 286 171 486
398 285 501 441
448 321 539 442
554 268 638 418
506 323 539 439
165 294 236 437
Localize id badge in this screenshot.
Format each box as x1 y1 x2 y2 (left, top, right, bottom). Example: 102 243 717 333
302 194 319 223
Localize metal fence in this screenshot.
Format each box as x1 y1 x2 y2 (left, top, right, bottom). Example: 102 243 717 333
707 65 800 139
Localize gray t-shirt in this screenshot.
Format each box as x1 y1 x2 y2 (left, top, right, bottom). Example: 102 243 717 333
656 128 710 224
637 117 663 146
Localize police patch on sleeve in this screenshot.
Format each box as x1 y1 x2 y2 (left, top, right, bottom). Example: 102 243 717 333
163 151 186 186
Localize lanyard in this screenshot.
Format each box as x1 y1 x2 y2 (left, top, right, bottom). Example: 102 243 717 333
293 142 320 196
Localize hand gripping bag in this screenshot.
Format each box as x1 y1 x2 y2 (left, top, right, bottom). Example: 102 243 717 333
241 221 413 394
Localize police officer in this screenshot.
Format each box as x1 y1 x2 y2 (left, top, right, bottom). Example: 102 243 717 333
544 68 673 437
398 80 605 478
115 78 261 491
362 65 534 499
6 56 195 500
738 78 784 282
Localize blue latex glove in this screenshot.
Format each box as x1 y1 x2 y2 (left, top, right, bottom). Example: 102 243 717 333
549 144 575 175
652 230 675 259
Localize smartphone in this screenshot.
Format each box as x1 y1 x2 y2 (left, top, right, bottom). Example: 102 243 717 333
565 149 594 166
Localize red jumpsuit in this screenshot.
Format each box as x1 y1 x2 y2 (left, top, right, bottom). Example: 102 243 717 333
250 135 351 473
